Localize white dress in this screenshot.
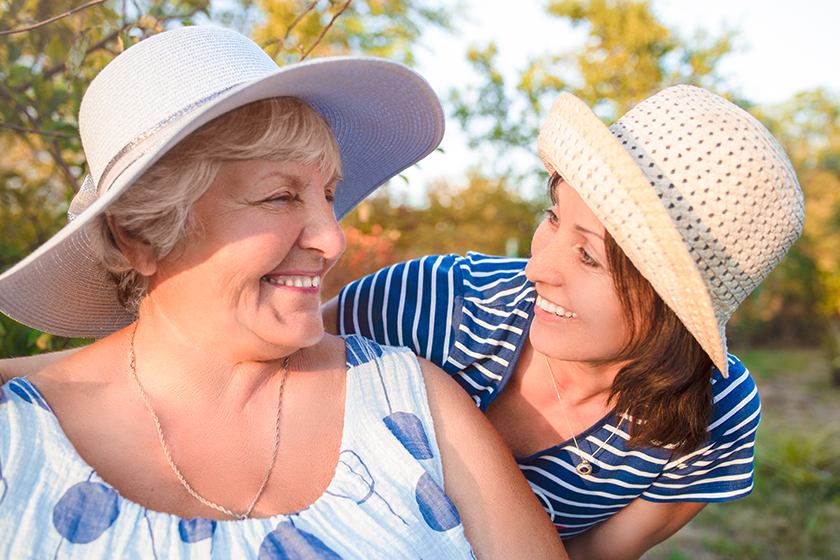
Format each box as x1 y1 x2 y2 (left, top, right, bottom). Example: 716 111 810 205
0 335 476 559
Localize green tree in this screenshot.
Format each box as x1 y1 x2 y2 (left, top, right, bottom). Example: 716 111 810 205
729 90 840 353
250 0 454 65
451 0 735 184
338 172 542 262
1 0 210 356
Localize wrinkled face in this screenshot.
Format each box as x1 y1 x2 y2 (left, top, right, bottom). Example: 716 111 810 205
526 178 630 364
146 159 346 361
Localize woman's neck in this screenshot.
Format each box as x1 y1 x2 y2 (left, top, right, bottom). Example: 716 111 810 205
128 306 294 415
516 337 620 408
485 337 622 457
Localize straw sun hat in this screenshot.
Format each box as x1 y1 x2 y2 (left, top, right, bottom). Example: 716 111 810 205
0 26 444 340
538 85 804 377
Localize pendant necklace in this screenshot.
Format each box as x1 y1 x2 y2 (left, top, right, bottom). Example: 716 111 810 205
129 320 290 520
543 355 622 477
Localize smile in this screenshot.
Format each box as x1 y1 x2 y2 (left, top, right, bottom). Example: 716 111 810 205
261 275 321 288
535 294 577 318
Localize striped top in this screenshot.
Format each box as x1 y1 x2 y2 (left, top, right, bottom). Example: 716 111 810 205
337 252 760 538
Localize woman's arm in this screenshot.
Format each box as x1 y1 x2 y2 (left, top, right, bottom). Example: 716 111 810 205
0 348 81 384
562 498 706 560
420 357 568 559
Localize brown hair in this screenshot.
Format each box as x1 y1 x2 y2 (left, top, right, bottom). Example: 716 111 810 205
604 231 714 453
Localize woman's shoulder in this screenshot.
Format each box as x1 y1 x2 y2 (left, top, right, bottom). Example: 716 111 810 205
0 377 52 410
711 354 757 400
707 353 760 435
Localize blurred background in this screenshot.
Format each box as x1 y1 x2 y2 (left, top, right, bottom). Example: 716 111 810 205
1 1 838 557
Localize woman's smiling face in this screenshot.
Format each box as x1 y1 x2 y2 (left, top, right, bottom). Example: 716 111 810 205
145 158 346 361
526 178 630 365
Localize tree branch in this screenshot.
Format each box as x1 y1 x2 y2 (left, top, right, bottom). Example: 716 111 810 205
0 81 32 121
12 29 123 93
12 1 209 94
299 0 354 61
0 0 109 36
273 0 319 60
48 139 80 190
0 122 80 139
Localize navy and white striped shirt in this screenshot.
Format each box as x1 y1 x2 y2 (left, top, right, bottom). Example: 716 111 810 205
337 253 759 538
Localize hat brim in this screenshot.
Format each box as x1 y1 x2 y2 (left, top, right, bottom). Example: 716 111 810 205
537 93 727 375
0 57 444 339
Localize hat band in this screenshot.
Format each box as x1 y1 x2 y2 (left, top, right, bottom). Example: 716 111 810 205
67 174 97 221
68 83 239 220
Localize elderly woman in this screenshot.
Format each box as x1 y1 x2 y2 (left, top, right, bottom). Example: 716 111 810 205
324 86 804 558
0 26 565 558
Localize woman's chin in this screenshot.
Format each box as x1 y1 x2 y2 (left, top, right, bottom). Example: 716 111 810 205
261 317 325 352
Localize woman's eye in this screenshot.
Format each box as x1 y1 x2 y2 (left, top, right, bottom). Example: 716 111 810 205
543 208 560 225
579 248 598 267
264 193 296 204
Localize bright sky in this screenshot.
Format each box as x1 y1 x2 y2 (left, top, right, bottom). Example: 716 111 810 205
399 0 840 198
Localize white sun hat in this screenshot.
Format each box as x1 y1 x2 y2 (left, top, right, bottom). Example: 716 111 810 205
537 85 804 377
0 25 444 339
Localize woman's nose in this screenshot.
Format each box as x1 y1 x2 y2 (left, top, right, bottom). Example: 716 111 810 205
526 226 564 286
300 200 347 261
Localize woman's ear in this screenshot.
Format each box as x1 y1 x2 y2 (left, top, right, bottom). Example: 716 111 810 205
106 214 157 276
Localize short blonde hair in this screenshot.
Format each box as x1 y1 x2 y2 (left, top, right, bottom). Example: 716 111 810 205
87 97 342 312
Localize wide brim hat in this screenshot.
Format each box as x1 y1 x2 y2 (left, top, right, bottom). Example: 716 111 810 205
537 86 804 377
0 25 444 339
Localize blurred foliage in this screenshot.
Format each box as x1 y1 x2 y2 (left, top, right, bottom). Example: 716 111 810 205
321 222 401 303
450 0 735 181
249 0 454 65
731 89 840 350
0 0 211 356
735 347 828 381
2 0 840 364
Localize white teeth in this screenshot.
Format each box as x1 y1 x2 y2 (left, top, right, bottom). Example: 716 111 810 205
262 275 322 288
536 295 577 319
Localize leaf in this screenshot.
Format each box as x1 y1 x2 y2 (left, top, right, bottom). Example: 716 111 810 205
35 332 52 351
66 29 92 80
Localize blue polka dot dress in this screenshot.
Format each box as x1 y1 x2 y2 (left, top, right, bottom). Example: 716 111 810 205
0 336 476 559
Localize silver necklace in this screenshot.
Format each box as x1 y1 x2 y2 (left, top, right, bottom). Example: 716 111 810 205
129 321 289 520
543 355 622 476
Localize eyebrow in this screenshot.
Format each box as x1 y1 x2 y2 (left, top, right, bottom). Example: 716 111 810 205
574 224 604 240
260 169 340 190
257 170 301 186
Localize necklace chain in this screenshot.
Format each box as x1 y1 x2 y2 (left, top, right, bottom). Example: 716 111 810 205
543 355 622 477
129 321 289 520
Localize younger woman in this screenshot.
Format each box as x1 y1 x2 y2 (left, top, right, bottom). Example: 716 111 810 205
326 85 804 559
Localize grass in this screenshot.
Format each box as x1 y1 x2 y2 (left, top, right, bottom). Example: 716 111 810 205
734 348 826 380
644 348 840 560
